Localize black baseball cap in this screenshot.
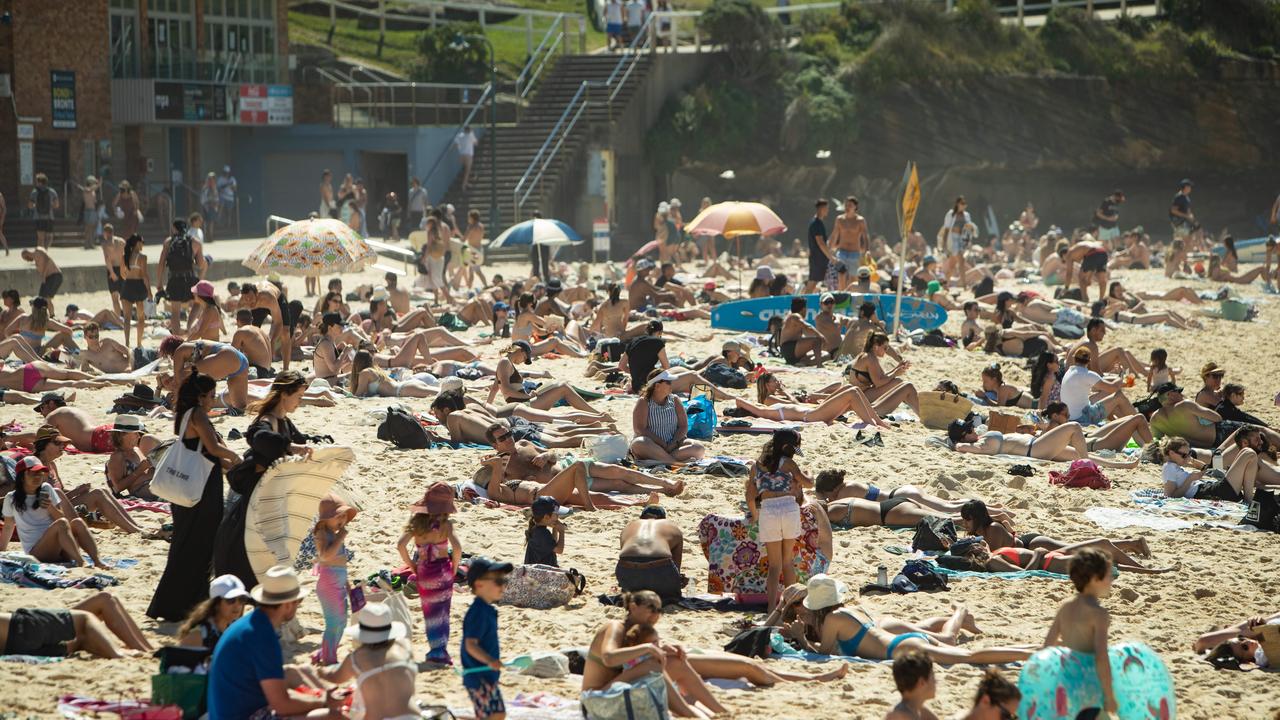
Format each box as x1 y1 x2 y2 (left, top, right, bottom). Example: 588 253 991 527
1153 382 1183 397
466 556 514 587
531 496 559 518
640 505 667 519
39 392 67 407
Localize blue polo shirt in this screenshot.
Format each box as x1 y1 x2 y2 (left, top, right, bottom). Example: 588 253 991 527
207 608 284 720
461 597 500 688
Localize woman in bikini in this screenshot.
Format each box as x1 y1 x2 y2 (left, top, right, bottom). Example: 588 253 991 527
117 234 151 348
185 283 225 341
981 325 1059 360
104 415 156 500
746 371 889 427
1029 351 1062 411
1041 401 1154 450
780 575 1035 664
975 363 1031 408
317 603 421 720
814 469 1013 522
349 350 439 399
1208 253 1266 285
160 334 251 413
5 297 74 357
947 537 1175 575
0 361 112 394
489 341 602 414
849 332 921 416
477 443 677 510
948 415 1138 467
959 499 1153 562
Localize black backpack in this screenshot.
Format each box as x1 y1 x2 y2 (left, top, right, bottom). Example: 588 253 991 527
911 517 958 552
34 186 52 215
168 232 195 275
1242 488 1280 533
377 406 433 449
900 559 949 591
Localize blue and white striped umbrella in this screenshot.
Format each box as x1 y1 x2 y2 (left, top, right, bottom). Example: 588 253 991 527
489 218 583 249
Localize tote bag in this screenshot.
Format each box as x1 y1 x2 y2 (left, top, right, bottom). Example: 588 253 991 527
151 410 215 507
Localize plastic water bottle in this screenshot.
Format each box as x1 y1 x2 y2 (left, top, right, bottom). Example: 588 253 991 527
877 565 888 586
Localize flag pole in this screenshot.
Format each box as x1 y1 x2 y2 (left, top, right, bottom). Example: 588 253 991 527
892 162 919 337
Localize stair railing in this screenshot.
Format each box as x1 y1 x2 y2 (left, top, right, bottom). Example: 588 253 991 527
604 13 654 119
512 80 590 220
418 83 493 188
514 14 568 119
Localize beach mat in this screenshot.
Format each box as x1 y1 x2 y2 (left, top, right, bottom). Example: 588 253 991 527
718 419 803 434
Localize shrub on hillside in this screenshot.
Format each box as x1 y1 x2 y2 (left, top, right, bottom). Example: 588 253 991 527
645 81 762 175
1165 0 1280 57
698 0 782 81
409 23 488 83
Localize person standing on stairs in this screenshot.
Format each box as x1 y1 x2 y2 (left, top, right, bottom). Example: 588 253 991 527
456 127 478 192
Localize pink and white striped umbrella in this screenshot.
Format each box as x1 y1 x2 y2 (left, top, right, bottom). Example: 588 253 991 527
684 201 787 238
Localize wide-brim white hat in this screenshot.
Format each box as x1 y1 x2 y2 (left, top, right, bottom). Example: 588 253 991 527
802 574 848 610
250 565 310 604
345 602 408 644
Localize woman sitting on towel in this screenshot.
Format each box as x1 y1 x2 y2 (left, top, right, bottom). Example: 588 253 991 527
630 370 705 464
778 575 1035 664
947 415 1137 467
733 376 889 429
958 499 1153 561
946 536 1175 575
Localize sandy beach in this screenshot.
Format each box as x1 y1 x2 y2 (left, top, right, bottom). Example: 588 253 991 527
2 254 1278 720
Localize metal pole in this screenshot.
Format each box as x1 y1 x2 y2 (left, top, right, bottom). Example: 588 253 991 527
487 37 499 236
328 0 336 44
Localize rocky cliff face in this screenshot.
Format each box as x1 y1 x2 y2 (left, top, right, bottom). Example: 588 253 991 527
672 73 1280 245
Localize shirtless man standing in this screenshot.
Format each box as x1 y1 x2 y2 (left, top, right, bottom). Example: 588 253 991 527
238 282 293 371
826 196 868 286
616 504 686 602
78 322 130 374
22 248 62 300
32 393 160 454
1058 235 1110 303
231 309 274 378
100 224 124 318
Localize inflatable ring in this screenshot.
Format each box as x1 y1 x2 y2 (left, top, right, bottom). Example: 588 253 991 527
1018 642 1175 720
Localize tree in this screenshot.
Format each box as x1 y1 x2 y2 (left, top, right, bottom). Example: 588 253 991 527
698 0 782 82
409 23 488 84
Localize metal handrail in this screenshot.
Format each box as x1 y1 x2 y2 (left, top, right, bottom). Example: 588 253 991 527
350 66 390 85
604 14 654 89
515 15 566 106
513 80 590 217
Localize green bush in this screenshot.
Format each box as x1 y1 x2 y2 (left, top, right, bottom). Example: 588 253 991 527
1040 8 1135 77
408 23 489 83
646 81 763 175
1164 0 1280 57
794 32 842 69
698 0 783 81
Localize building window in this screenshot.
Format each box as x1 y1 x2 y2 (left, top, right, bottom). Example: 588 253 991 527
205 0 278 83
110 4 140 78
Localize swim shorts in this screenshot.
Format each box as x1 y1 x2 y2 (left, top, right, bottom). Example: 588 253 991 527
466 678 505 719
3 608 75 656
615 555 685 603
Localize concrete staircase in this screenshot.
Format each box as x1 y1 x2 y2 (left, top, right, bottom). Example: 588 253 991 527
440 53 651 241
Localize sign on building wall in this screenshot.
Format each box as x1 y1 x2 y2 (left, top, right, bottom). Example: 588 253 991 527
50 71 76 130
155 82 230 122
18 141 33 185
239 84 293 125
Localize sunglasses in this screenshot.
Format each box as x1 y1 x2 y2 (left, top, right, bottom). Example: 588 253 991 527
1174 450 1189 458
479 575 509 586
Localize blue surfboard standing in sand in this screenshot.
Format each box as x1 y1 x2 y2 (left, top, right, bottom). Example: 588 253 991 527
710 293 948 333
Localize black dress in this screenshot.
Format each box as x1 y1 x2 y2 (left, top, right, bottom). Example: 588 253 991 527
147 434 224 622
213 416 306 589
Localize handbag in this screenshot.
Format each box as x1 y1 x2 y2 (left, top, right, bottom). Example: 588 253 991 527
150 410 215 507
589 434 629 463
499 564 586 609
580 672 669 720
685 384 717 440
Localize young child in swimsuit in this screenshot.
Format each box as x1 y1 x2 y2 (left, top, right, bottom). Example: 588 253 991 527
1147 348 1175 392
1041 548 1117 718
313 495 357 665
397 482 462 665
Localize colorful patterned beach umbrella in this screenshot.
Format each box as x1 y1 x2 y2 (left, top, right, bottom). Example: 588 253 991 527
243 217 377 277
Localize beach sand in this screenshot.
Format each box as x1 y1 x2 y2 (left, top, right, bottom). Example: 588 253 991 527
2 257 1277 719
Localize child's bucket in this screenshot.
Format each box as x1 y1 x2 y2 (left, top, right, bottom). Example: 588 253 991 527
1220 299 1251 322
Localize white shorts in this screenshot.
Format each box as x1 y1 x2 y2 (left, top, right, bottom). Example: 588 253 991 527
757 495 802 542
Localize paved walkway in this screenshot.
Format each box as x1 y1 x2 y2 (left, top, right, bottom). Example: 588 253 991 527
0 238 269 271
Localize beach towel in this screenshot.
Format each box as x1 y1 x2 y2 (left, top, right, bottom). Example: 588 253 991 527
767 631 886 665
0 553 120 590
718 419 803 434
1129 489 1247 520
935 565 1068 581
118 499 171 515
698 507 828 594
1083 507 1196 531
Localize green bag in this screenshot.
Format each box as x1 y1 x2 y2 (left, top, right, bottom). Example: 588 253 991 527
437 312 470 331
150 673 207 720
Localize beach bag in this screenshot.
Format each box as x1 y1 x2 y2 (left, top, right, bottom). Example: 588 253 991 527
1048 459 1110 489
918 391 976 431
900 559 948 591
580 672 669 720
1242 488 1280 533
150 410 214 508
703 362 747 389
151 646 211 719
597 339 626 363
911 517 957 552
1134 393 1161 418
377 406 432 449
499 564 586 609
685 386 717 440
589 434 629 463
